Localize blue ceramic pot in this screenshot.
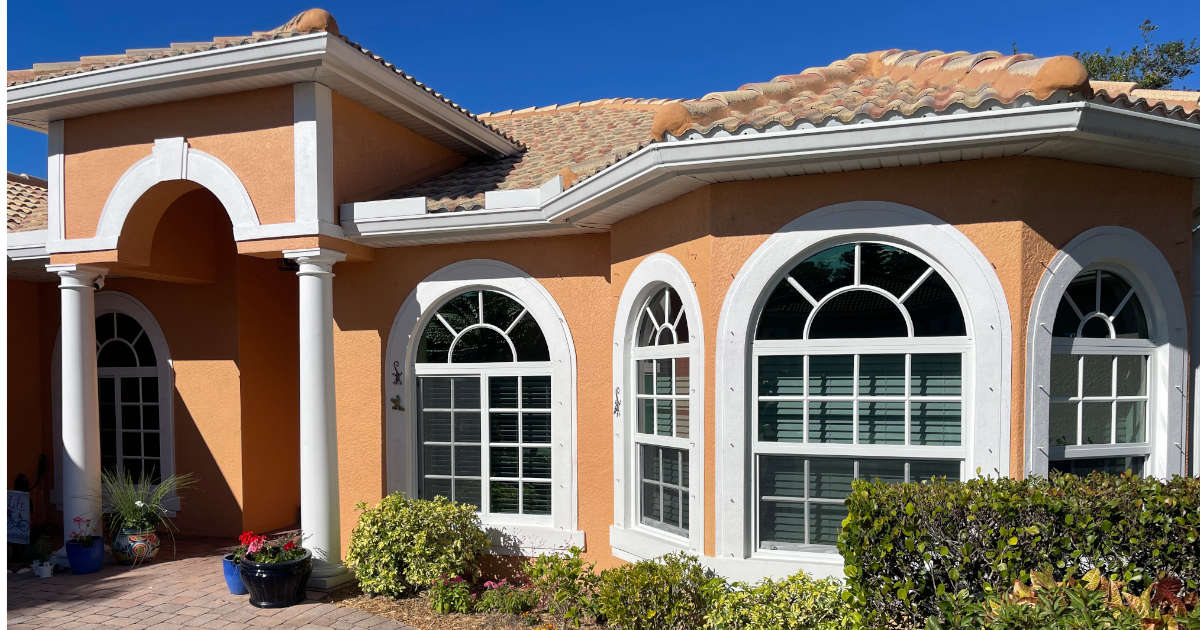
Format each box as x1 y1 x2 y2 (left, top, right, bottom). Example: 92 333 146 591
65 538 104 574
223 554 249 594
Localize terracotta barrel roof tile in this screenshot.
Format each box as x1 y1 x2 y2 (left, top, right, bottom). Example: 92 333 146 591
6 172 48 233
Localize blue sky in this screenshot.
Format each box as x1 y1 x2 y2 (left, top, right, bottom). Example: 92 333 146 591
6 0 1199 178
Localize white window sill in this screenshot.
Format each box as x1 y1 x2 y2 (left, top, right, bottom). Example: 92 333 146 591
702 550 845 582
484 522 584 556
609 525 695 562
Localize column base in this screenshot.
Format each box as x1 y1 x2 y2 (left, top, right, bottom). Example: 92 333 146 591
308 559 354 591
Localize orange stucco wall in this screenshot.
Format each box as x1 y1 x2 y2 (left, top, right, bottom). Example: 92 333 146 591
63 86 296 239
330 92 466 209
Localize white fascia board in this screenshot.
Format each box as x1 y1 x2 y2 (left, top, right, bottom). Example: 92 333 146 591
6 34 331 127
1072 103 1200 170
341 205 550 237
6 230 50 261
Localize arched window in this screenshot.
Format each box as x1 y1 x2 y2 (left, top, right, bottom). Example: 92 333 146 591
96 312 164 482
1047 269 1152 475
752 242 966 550
632 287 692 537
414 289 553 516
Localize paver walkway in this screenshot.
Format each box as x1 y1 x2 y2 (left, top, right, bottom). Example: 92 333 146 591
6 540 416 629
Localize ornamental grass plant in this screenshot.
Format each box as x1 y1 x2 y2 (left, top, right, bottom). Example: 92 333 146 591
100 470 196 536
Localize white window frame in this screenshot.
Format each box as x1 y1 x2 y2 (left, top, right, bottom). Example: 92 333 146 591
611 254 704 561
714 201 1011 580
1026 227 1187 479
52 291 177 511
386 259 582 555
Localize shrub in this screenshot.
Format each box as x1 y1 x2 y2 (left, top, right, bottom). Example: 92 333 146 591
594 552 725 630
839 472 1200 628
477 578 539 615
428 575 474 614
527 546 601 625
345 494 490 597
708 572 851 630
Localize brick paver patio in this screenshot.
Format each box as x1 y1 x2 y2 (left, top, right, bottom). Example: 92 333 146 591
6 539 416 629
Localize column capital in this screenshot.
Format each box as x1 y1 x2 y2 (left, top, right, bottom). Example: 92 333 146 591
282 248 346 275
46 264 107 290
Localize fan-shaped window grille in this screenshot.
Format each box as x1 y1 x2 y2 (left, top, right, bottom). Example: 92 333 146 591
1047 270 1152 476
414 290 553 518
750 242 966 551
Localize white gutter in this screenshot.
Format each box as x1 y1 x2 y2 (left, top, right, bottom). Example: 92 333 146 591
343 102 1200 245
6 229 50 261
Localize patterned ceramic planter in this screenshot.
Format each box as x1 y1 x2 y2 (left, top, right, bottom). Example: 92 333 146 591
239 549 312 608
111 528 160 565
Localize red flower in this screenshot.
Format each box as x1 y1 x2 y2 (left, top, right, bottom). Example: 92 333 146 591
283 541 296 551
238 531 256 546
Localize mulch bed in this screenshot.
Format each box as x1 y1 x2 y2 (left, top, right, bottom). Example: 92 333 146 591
332 589 607 630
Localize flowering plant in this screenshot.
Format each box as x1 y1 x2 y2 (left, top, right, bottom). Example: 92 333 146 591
68 516 97 546
233 530 306 564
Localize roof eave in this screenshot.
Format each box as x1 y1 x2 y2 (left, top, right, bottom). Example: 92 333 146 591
6 33 520 158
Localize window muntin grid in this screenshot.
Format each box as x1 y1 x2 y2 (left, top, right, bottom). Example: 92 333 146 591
750 242 968 551
96 312 162 483
416 290 554 518
639 445 689 536
1049 269 1153 475
630 287 694 539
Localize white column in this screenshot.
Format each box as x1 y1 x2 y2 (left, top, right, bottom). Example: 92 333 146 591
283 247 350 588
47 264 106 541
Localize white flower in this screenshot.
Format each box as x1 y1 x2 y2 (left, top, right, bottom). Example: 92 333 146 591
135 500 144 507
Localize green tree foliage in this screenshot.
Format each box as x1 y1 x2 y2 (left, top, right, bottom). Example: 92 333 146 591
1074 20 1200 89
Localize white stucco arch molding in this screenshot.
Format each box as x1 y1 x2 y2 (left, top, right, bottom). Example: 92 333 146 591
713 200 1012 574
610 253 705 560
52 291 176 509
1025 226 1187 479
384 259 582 555
87 137 261 250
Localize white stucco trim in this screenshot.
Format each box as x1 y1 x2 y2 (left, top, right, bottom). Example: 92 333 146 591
610 253 705 559
52 291 177 511
1025 226 1188 478
47 120 65 243
713 201 1012 573
293 83 338 232
7 229 49 261
384 259 582 554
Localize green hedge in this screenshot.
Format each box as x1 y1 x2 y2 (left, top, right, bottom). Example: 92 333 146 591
838 472 1200 628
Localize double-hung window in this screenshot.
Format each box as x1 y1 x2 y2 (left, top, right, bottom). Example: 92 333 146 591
752 242 967 550
1047 269 1151 475
414 289 554 518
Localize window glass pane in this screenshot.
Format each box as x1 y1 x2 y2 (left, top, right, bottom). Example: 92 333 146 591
454 446 481 476
422 411 452 442
98 342 138 368
809 355 852 395
1081 402 1112 444
100 403 116 430
133 334 156 367
655 359 673 395
859 402 905 444
758 401 803 442
483 291 523 331
1081 355 1113 397
1066 271 1098 317
674 358 690 396
121 377 140 403
455 480 481 508
1050 457 1143 477
642 483 661 521
675 307 690 346
1116 355 1147 397
759 356 804 396
792 244 855 301
1097 271 1132 314
906 274 966 337
421 377 452 409
100 429 115 459
522 483 552 515
96 313 116 343
423 477 451 501
489 377 518 408
675 400 690 439
860 243 930 298
1080 317 1111 338
490 412 519 443
1052 297 1081 338
144 433 160 458
911 354 962 396
647 290 667 333
490 447 520 478
522 448 552 479
911 402 961 446
1050 355 1078 398
642 445 661 482
661 449 681 485
141 377 158 403
99 377 114 403
454 412 481 442
656 400 673 436
809 291 907 339
142 405 159 431
638 399 654 434
423 445 451 476
808 401 852 443
754 279 814 340
490 481 520 513
1115 401 1146 443
760 500 805 546
808 458 854 500
510 313 550 361
682 494 690 530
417 318 452 362
522 376 551 408
121 405 141 430
637 360 654 395
452 327 514 363
662 488 681 527
656 326 678 346
858 459 905 483
910 460 961 482
1112 293 1149 339
522 413 552 443
1049 402 1078 446
115 313 141 343
453 377 481 408
859 355 904 395
759 456 804 499
809 503 848 546
439 291 481 332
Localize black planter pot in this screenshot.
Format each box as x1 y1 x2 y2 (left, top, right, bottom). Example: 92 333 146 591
238 549 312 608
